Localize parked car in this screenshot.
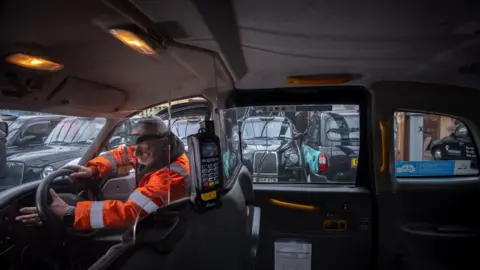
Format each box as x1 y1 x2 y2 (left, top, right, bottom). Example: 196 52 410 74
3 114 65 156
302 111 360 183
240 116 303 183
429 123 477 168
0 121 7 179
4 117 106 186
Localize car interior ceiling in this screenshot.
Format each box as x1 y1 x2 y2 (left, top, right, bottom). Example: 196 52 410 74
1 0 480 270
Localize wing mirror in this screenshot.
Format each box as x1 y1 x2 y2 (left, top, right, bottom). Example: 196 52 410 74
0 122 7 140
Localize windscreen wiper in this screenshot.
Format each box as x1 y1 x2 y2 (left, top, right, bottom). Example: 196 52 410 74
47 141 68 145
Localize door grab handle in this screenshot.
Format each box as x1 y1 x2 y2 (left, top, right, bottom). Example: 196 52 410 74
379 120 388 173
435 225 474 234
402 224 476 238
269 198 319 211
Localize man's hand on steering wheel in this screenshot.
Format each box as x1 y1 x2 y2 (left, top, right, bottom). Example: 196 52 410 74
16 189 71 225
62 165 96 182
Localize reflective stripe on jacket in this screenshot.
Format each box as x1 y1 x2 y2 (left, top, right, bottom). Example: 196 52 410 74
86 145 135 178
74 153 190 230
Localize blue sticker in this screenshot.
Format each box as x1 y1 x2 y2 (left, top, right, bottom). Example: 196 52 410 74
395 161 455 176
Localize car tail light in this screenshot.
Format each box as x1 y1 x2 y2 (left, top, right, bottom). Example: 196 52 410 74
318 153 327 172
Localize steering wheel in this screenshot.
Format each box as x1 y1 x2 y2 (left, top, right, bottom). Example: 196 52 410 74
35 168 99 238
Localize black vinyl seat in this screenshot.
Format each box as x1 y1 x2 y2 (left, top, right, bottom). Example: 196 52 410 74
115 169 253 270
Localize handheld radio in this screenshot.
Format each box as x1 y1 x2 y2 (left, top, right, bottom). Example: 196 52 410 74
187 121 223 212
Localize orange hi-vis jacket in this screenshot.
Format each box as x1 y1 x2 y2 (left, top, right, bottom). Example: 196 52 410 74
73 145 190 230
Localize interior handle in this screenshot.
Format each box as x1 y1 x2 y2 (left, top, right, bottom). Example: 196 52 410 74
435 225 474 234
269 198 319 211
402 223 476 238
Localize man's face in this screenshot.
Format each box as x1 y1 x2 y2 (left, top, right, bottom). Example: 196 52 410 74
135 141 153 165
131 127 152 165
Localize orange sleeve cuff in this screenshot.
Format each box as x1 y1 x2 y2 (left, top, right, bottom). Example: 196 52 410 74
74 201 94 230
87 166 99 178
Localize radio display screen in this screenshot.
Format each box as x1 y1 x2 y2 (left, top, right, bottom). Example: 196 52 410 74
201 142 219 157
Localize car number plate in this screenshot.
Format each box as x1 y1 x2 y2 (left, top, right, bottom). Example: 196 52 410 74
256 177 278 183
351 158 358 167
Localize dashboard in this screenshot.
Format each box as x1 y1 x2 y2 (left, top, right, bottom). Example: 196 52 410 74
0 191 43 263
0 179 81 264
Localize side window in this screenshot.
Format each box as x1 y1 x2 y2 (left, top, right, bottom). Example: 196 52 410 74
103 119 130 152
23 122 49 137
169 117 202 143
394 112 479 177
325 115 342 143
21 122 50 144
100 119 134 177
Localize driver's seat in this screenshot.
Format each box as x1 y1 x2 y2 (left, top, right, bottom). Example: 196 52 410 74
115 174 253 270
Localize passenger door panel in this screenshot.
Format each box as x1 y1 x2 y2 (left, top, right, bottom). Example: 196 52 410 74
373 81 480 270
102 173 136 201
378 182 480 270
254 185 372 270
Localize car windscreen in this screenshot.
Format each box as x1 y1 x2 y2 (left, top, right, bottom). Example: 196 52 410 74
325 114 360 141
242 118 292 139
171 121 200 139
45 118 106 145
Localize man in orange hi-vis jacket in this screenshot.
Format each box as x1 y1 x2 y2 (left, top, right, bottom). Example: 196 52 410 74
16 116 190 230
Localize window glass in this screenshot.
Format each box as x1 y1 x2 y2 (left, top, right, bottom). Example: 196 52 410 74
23 122 50 141
219 105 360 184
242 118 292 140
46 118 105 145
325 114 360 140
102 119 131 152
171 118 202 140
394 112 479 177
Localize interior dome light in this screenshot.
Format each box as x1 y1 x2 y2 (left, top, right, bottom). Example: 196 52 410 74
5 53 63 71
108 29 155 55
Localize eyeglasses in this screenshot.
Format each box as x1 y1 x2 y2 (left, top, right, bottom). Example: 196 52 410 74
134 145 151 156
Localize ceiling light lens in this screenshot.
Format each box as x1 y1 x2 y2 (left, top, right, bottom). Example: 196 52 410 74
109 29 155 55
5 53 63 71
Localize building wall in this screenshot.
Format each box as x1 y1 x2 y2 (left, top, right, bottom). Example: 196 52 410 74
395 112 457 161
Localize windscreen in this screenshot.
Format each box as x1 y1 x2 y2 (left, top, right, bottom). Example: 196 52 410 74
45 118 105 145
242 118 292 140
219 105 360 184
325 114 360 141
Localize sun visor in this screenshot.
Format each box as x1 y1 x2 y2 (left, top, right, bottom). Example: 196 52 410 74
43 76 128 116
